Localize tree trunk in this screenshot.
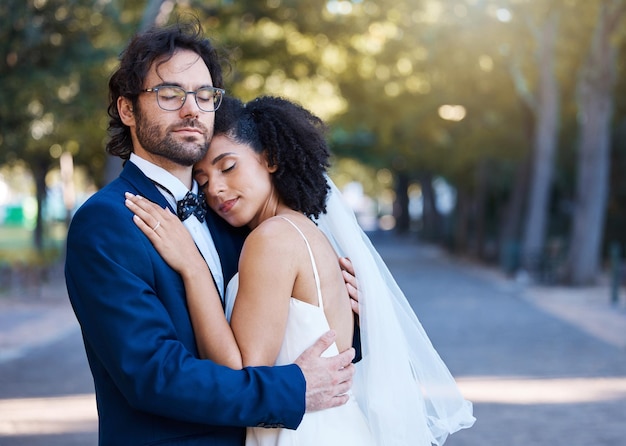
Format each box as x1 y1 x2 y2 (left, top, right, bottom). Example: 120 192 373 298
566 1 624 285
418 171 441 241
31 158 50 253
472 161 488 259
454 188 470 254
393 171 410 234
520 13 560 270
499 100 534 274
60 151 76 228
499 155 531 274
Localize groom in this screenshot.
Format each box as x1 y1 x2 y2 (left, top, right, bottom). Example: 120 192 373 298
65 19 355 445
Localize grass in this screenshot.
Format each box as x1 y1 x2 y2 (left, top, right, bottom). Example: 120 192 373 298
0 223 66 267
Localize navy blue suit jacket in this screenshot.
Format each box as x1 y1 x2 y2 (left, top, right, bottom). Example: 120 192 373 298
65 162 305 445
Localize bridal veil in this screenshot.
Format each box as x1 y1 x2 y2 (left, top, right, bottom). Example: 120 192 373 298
315 177 475 446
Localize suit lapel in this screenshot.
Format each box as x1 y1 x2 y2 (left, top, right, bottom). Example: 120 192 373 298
120 162 173 211
204 208 245 284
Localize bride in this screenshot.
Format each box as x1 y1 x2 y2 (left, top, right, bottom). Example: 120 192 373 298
126 95 475 445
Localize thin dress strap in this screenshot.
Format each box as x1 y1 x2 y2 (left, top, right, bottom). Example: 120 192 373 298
278 216 324 309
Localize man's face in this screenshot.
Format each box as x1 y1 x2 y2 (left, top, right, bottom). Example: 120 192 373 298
130 49 216 168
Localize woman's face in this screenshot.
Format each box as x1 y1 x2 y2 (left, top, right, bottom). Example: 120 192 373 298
193 134 278 228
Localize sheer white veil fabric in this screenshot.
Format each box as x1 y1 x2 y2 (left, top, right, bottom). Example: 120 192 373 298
314 177 475 446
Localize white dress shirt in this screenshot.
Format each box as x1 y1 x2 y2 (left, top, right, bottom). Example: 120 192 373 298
129 153 225 299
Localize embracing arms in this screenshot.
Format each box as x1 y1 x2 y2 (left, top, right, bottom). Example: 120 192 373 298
65 189 305 428
125 193 356 411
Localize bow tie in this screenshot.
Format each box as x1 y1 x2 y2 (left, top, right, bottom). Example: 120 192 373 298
177 190 208 223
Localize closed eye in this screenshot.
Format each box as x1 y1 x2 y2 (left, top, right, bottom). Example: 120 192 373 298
222 163 235 173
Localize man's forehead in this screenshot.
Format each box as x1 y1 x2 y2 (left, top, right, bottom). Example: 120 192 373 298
148 50 211 82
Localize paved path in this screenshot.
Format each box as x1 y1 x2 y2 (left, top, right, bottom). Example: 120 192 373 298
370 232 626 446
1 233 625 445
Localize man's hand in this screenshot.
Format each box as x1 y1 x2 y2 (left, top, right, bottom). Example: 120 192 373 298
295 330 355 412
339 257 359 315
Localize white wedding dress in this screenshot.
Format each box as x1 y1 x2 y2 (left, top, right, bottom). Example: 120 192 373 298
225 178 475 446
224 217 376 446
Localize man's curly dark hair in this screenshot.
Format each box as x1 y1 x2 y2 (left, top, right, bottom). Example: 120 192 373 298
106 18 224 160
214 96 331 219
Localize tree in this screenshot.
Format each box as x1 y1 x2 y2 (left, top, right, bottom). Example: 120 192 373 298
565 0 626 284
506 7 562 271
0 0 119 251
4 0 623 280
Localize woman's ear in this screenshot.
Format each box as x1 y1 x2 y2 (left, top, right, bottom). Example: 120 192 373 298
118 97 135 126
264 151 278 173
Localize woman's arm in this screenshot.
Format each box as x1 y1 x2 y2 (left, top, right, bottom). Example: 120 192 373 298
125 193 243 368
230 220 297 367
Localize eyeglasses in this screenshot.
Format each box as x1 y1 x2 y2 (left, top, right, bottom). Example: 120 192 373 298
141 85 225 112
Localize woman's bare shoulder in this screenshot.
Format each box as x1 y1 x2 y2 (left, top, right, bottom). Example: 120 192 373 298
240 216 304 259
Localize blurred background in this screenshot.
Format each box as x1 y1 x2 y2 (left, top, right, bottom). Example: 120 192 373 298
1 0 626 290
2 2 626 445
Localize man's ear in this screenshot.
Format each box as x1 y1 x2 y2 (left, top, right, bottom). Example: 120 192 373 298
118 97 135 126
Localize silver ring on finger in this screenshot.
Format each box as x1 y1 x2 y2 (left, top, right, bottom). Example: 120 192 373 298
153 221 161 231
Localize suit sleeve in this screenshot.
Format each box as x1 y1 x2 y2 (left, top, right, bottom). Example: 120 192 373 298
65 189 305 429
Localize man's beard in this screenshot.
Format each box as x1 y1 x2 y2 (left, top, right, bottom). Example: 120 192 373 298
135 113 209 166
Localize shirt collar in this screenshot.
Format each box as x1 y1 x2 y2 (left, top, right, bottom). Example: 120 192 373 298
129 153 199 201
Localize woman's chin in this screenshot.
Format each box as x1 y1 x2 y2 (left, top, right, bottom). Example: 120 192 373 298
222 215 247 228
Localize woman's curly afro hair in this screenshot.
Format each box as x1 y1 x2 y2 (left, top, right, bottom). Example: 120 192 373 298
214 95 331 220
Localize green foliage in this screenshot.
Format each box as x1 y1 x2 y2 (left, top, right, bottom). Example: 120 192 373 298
1 0 625 265
0 0 129 183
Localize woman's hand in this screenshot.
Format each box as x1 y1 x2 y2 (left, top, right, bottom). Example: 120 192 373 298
124 192 204 274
